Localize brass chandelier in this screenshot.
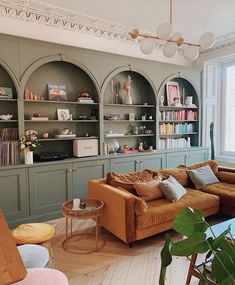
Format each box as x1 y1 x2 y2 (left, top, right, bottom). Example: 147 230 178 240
126 0 215 61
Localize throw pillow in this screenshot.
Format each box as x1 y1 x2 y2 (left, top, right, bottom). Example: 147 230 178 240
187 160 219 175
187 164 219 189
159 175 187 203
133 175 163 201
106 170 153 195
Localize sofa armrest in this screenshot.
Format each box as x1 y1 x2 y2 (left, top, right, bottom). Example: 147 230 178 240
217 171 235 184
218 166 235 173
88 179 136 244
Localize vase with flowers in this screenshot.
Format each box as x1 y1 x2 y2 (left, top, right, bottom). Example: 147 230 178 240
20 130 40 164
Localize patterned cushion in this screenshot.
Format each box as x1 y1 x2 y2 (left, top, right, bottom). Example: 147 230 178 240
187 165 219 189
159 176 187 202
133 175 163 201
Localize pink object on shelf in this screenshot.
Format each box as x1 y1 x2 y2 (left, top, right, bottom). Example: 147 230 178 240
13 268 68 285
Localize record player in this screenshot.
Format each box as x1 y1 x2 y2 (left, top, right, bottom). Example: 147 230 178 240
34 152 68 162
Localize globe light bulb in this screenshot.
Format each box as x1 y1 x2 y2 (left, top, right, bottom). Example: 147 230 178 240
157 23 172 40
125 24 140 40
171 32 183 41
199 32 215 49
183 46 199 61
162 42 178 58
140 38 155 55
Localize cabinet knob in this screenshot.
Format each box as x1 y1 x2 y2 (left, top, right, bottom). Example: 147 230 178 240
67 169 76 173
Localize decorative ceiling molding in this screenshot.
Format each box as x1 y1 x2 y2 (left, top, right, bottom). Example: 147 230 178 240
0 0 235 55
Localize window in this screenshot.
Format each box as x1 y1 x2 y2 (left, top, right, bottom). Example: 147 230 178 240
222 62 235 154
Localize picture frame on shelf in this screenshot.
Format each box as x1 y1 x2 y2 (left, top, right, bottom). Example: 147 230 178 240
90 108 98 120
0 87 13 99
57 109 70 121
128 113 135 121
166 81 180 106
48 84 67 101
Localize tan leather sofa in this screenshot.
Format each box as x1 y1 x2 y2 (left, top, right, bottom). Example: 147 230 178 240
88 160 234 245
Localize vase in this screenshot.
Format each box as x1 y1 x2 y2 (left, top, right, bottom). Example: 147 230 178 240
24 151 33 164
124 91 132 105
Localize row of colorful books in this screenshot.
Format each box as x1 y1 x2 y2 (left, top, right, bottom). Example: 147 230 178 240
0 141 20 166
159 110 198 121
159 123 194 135
159 137 191 150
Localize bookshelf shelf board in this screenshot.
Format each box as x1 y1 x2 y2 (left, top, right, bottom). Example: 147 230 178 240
24 100 98 106
24 120 99 123
0 120 18 123
105 134 155 138
159 106 198 110
104 103 155 108
104 120 155 123
159 132 198 137
38 136 99 142
159 120 198 123
0 99 17 102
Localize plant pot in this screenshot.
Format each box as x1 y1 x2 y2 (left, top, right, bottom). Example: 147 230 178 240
24 151 33 164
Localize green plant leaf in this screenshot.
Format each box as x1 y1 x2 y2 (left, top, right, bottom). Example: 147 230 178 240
212 251 235 283
212 226 231 250
159 234 173 285
220 239 235 261
172 207 208 237
198 270 209 285
170 232 209 256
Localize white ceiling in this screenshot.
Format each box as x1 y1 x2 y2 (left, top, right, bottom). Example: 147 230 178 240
41 0 235 43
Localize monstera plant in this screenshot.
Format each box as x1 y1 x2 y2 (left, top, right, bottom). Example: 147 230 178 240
159 207 235 285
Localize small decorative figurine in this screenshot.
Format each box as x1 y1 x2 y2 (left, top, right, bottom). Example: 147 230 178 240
123 75 132 105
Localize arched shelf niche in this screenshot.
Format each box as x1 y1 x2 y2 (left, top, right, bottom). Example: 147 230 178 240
158 73 200 107
0 61 19 122
21 56 100 102
21 56 101 156
101 65 157 105
157 73 201 148
101 66 157 152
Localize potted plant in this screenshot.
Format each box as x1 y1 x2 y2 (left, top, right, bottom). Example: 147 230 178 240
20 130 40 164
160 207 235 285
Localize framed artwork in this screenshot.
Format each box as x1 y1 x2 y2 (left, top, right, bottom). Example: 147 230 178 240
128 113 135 121
166 81 180 106
48 84 67 101
57 109 70 121
0 87 13 99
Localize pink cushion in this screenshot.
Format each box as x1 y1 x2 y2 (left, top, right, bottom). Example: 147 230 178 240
13 268 68 285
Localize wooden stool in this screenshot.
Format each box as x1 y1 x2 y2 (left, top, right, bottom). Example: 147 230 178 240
12 223 56 268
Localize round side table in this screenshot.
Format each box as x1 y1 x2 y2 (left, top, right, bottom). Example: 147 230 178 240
62 198 104 254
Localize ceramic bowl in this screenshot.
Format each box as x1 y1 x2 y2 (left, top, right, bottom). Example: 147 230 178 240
0 114 13 120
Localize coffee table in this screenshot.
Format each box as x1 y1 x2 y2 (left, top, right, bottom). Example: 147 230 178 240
62 198 104 254
185 218 235 285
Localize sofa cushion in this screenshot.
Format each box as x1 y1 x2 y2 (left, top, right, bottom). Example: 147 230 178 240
106 170 153 195
133 175 163 201
136 189 219 230
187 160 219 175
150 167 189 187
187 165 219 190
159 176 187 202
217 171 235 184
200 182 235 207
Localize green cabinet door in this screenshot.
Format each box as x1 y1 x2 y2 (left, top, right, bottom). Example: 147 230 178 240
166 152 187 168
72 159 109 197
0 168 28 222
138 153 166 171
29 163 73 216
110 156 138 173
186 150 208 165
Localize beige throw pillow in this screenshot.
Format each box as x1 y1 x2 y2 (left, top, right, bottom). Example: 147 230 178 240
159 175 187 203
133 175 163 201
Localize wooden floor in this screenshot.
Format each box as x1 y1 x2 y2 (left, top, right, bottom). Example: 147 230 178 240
47 216 224 285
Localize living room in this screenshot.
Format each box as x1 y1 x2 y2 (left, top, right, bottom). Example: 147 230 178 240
0 1 234 285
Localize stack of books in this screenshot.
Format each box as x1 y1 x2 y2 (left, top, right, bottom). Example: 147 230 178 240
0 128 18 140
0 128 19 165
29 116 49 121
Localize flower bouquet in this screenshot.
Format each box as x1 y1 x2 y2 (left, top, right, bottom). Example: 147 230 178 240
20 130 40 164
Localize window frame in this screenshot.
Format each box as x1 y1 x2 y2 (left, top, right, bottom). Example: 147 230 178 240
220 61 235 156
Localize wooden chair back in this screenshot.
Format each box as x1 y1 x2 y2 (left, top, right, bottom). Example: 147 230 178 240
0 209 26 285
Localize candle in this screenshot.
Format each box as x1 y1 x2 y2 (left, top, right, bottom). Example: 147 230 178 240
111 80 114 93
73 198 80 209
